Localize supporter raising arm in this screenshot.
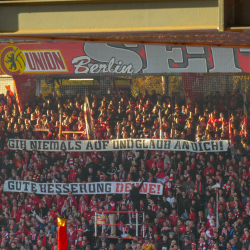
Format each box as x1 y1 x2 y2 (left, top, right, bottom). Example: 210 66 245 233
129 179 144 211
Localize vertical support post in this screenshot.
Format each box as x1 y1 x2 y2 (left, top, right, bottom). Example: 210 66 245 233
218 0 225 32
95 212 97 237
117 207 120 219
136 211 138 237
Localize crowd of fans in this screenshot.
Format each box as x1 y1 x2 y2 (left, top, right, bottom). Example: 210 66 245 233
0 89 249 250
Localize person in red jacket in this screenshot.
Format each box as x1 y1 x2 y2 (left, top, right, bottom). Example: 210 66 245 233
158 212 166 225
207 113 218 130
67 225 77 246
155 155 164 170
78 199 88 214
50 206 59 219
37 229 47 247
149 199 158 212
75 229 83 246
30 193 42 209
53 194 65 211
50 238 58 250
155 167 166 182
153 232 162 245
11 206 21 223
178 219 186 234
68 165 78 182
204 161 215 177
21 199 32 212
82 207 92 223
90 201 102 216
14 224 30 237
146 156 155 171
67 192 77 207
169 209 179 226
188 207 197 223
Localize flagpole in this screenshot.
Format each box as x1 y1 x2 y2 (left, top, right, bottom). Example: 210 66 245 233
84 103 90 138
117 125 120 139
228 110 231 146
244 84 248 137
159 110 162 139
59 113 62 140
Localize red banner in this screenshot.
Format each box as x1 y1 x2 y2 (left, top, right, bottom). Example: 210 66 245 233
0 41 249 76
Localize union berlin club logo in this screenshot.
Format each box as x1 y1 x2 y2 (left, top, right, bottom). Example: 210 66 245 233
0 46 68 75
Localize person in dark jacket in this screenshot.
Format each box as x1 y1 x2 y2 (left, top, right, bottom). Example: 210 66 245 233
129 179 144 211
116 237 125 250
218 235 227 250
91 236 102 250
181 236 192 250
177 191 190 216
99 241 109 250
6 219 18 233
242 228 250 249
161 235 169 249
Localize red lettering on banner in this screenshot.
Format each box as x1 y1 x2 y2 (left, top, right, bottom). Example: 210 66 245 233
24 51 67 72
40 52 49 70
32 52 45 70
119 183 124 192
149 184 156 194
157 185 161 195
44 52 56 70
52 52 66 69
125 183 131 193
115 183 121 193
24 53 36 70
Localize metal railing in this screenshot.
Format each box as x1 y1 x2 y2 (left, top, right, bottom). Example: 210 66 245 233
95 210 145 239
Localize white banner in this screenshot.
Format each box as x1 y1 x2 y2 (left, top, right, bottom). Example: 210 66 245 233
7 139 228 152
4 181 163 196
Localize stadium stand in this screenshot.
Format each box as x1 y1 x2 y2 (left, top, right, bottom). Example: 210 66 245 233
0 89 248 250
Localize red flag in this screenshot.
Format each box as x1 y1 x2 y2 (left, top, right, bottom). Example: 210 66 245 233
57 217 68 250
